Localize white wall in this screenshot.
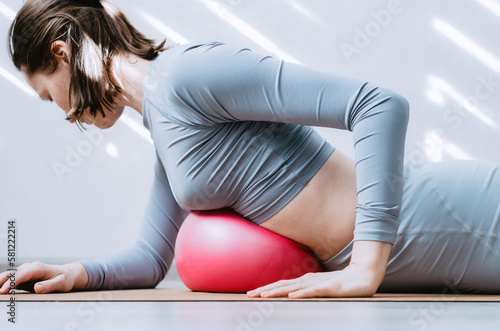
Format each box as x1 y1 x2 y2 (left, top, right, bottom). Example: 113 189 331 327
0 0 499 264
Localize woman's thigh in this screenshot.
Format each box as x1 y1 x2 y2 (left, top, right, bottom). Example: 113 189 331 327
322 160 500 293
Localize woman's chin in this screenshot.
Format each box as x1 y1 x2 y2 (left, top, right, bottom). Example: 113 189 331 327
93 120 114 129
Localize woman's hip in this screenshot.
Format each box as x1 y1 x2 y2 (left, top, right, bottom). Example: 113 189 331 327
322 160 500 293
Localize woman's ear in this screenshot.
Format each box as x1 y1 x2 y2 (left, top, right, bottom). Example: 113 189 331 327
51 40 70 64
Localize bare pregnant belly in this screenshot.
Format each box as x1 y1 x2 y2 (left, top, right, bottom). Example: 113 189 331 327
258 149 358 262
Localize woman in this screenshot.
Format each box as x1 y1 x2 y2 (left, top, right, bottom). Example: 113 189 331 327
1 0 499 298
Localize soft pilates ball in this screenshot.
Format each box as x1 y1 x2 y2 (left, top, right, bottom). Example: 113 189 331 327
174 209 324 293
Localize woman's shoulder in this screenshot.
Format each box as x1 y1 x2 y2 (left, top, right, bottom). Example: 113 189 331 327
153 41 259 71
152 40 267 95
149 41 226 86
155 41 228 63
144 41 235 127
174 41 227 53
144 40 271 127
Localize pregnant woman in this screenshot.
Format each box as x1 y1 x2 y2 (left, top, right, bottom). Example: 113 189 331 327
1 0 499 298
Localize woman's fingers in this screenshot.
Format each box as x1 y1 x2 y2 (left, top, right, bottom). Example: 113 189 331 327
0 262 82 294
288 283 339 298
0 265 35 293
0 262 56 294
33 275 59 294
34 273 73 294
247 273 314 298
248 277 333 299
0 265 31 293
259 282 303 298
0 271 16 294
247 279 293 297
249 266 380 299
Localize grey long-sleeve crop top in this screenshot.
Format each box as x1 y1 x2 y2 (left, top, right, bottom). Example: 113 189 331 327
78 41 409 290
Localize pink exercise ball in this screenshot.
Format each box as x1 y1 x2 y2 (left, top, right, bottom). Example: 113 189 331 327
174 209 324 293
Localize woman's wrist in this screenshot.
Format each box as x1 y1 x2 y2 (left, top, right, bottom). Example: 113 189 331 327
349 240 392 286
64 262 89 291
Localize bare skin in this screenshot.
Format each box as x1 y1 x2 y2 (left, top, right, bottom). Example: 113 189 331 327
0 41 392 298
259 149 357 262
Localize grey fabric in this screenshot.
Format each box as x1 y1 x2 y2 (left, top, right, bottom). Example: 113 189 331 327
78 41 409 290
321 161 500 293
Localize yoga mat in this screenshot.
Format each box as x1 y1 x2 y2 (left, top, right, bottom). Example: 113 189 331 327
2 263 499 302
1 289 500 302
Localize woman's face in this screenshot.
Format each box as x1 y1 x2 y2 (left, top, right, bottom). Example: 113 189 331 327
21 60 124 129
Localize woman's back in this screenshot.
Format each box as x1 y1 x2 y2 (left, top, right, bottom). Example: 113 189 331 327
141 41 402 262
143 43 336 223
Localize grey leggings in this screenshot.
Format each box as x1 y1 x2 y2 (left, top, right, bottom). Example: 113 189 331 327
320 160 500 294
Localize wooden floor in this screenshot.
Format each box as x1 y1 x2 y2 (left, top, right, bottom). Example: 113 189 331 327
1 301 500 330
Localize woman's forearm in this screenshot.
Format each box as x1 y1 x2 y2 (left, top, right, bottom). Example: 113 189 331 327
349 240 392 287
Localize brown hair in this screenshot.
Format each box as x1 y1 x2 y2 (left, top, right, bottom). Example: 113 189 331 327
8 0 169 130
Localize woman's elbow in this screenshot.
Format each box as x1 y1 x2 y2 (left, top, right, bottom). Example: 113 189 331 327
389 92 410 122
350 84 410 129
374 88 410 129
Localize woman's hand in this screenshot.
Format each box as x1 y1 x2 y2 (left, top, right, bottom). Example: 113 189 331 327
248 241 392 298
0 262 88 294
247 264 381 298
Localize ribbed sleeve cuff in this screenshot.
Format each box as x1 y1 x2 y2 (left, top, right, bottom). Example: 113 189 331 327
353 204 400 245
352 231 397 244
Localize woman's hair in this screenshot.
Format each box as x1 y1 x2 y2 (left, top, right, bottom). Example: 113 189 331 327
8 0 169 130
